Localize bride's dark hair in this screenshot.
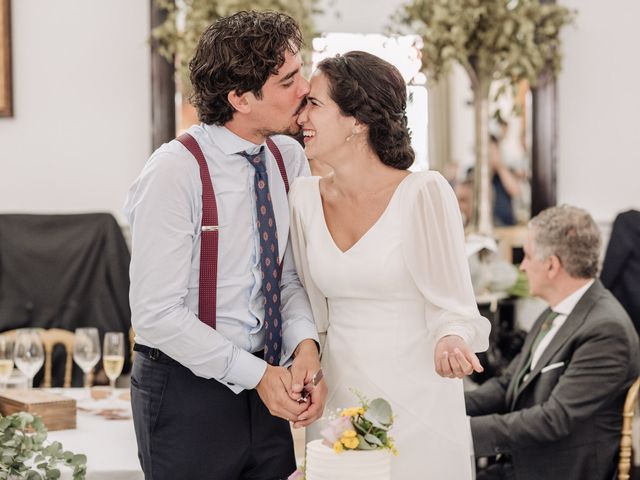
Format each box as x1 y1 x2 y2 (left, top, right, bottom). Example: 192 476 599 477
316 51 414 170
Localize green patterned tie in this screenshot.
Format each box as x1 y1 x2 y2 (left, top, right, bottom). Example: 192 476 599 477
513 310 560 397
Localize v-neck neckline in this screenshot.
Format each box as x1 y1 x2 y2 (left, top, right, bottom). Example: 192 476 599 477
315 174 411 255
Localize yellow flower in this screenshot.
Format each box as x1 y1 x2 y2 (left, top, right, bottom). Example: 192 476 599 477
387 441 399 456
340 406 365 417
333 441 344 453
341 436 359 449
342 430 357 438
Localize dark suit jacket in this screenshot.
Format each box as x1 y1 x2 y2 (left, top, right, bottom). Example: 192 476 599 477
465 280 640 480
601 209 640 334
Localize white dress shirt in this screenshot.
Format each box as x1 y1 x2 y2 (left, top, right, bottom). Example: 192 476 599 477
529 279 594 370
124 124 318 393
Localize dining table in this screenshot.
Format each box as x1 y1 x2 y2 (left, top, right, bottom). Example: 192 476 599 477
40 387 306 479
46 388 143 480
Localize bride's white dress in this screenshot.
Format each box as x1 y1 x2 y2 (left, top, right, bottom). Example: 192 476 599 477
289 171 490 479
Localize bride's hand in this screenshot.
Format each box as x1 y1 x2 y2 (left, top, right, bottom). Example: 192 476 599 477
289 339 326 428
289 339 321 400
434 335 484 378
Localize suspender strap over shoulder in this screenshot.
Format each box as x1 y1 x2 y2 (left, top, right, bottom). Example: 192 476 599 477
177 133 218 329
176 133 289 330
266 137 289 194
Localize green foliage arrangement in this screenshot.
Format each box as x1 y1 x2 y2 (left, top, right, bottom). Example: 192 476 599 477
151 0 322 76
396 0 574 88
0 412 86 480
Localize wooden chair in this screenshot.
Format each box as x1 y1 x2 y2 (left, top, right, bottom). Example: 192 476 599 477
129 327 135 361
39 329 75 388
618 377 640 480
1 328 75 388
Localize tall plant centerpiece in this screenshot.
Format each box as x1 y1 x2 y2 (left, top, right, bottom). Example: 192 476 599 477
397 0 574 235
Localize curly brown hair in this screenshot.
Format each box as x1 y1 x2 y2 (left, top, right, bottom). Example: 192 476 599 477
316 51 414 170
189 11 303 126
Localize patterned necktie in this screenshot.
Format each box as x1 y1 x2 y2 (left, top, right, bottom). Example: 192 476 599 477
513 310 560 396
240 147 283 365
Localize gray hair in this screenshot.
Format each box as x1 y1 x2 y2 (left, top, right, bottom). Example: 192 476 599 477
529 205 601 278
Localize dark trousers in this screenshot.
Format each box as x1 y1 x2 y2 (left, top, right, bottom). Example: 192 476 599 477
131 347 296 480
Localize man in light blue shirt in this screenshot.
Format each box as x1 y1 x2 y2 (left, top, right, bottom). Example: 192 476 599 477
125 11 325 480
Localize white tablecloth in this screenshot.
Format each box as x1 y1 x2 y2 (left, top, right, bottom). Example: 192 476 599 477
47 388 143 480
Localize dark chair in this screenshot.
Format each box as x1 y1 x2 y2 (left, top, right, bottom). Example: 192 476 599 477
0 213 132 386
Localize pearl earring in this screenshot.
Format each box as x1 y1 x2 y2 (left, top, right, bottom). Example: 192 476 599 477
346 127 358 142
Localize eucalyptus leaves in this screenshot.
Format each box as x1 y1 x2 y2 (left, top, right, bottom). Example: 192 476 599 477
0 412 86 480
396 0 575 87
320 394 397 454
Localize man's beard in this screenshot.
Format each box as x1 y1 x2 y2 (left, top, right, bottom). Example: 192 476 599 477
259 98 306 139
260 121 301 138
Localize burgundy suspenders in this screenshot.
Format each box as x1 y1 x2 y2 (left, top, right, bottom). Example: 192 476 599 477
176 133 289 329
266 137 289 193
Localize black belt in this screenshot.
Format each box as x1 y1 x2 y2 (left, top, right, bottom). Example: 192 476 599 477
133 343 264 367
133 343 181 366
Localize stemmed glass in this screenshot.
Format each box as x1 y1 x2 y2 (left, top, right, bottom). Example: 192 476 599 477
103 332 125 391
13 329 45 389
0 336 15 388
73 328 101 390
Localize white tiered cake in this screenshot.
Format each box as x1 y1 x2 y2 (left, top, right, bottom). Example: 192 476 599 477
304 439 391 480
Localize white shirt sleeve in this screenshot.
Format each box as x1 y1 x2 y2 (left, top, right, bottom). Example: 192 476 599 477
125 148 266 392
400 171 491 352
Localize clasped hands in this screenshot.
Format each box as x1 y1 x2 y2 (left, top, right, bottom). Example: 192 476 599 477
256 339 327 428
434 334 484 378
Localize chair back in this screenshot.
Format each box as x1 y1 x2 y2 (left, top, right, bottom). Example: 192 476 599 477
618 377 640 480
129 327 135 361
39 329 75 388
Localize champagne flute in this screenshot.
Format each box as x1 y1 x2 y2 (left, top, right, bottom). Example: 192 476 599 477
13 329 45 389
103 332 125 391
0 336 15 388
73 328 101 390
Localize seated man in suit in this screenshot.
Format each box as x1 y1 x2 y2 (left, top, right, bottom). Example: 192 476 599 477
466 205 640 480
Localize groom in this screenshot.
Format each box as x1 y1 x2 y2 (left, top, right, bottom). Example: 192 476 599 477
125 11 326 480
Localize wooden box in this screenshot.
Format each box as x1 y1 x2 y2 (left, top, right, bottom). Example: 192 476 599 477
0 389 77 431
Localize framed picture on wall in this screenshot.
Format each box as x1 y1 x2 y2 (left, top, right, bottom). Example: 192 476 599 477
0 0 12 117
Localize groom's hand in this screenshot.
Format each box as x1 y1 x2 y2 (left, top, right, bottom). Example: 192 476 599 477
256 365 308 422
434 334 484 378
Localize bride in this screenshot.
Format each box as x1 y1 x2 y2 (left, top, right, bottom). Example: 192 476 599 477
288 51 491 479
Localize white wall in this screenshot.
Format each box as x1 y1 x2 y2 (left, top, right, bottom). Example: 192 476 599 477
557 0 640 223
0 1 151 221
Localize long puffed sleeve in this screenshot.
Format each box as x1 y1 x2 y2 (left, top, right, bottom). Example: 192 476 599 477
401 171 490 352
289 177 329 349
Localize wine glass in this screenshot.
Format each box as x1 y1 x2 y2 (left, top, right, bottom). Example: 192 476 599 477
103 332 125 391
0 336 15 388
73 328 101 390
13 329 45 389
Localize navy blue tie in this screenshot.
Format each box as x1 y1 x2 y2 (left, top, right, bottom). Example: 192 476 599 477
241 148 283 365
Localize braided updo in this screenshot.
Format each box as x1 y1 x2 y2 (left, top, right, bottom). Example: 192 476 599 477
316 51 414 170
